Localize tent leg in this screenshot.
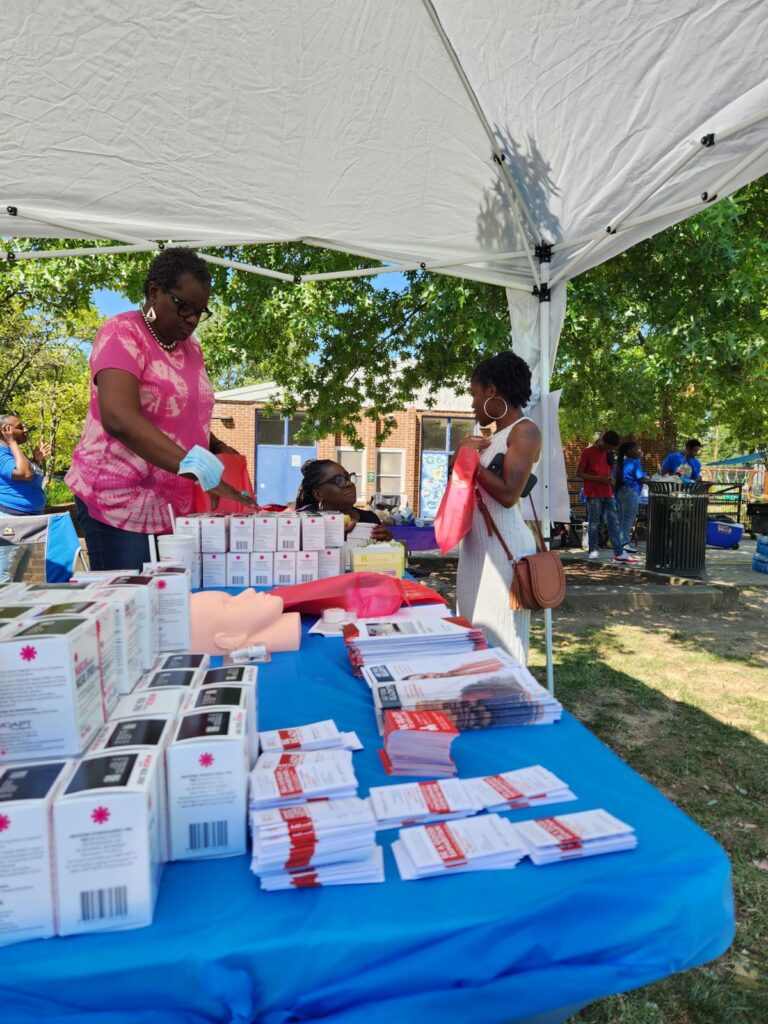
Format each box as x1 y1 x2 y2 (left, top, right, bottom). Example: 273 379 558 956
538 259 555 695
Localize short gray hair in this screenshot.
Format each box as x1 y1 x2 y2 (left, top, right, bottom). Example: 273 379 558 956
0 412 19 428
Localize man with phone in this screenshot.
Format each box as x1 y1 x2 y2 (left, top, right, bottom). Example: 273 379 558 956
0 412 50 515
576 431 637 563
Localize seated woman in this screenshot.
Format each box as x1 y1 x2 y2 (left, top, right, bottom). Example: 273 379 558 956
296 459 392 540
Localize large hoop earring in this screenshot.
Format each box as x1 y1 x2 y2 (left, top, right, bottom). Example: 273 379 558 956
483 396 508 421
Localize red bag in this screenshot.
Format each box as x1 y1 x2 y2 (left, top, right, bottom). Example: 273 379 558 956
433 447 479 554
272 572 448 617
194 454 255 515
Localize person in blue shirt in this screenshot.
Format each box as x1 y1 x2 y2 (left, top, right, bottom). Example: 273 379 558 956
0 412 49 515
614 440 648 554
661 439 702 483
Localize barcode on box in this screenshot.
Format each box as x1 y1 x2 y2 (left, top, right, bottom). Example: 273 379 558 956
231 575 246 586
298 573 313 583
277 573 292 584
280 540 294 550
189 820 229 850
234 541 249 551
80 886 128 922
253 574 268 585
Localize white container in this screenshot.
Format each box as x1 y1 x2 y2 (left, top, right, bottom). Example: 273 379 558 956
191 552 202 590
182 680 258 766
157 652 210 678
141 565 191 652
296 550 319 583
173 517 201 551
166 708 249 860
158 534 196 572
53 750 164 935
323 513 345 548
202 553 227 588
0 616 104 762
252 515 277 552
226 553 250 588
200 516 229 554
300 514 326 551
318 548 344 579
0 759 73 947
229 517 254 553
273 551 296 586
110 688 184 721
276 514 300 552
200 665 258 688
96 575 160 671
249 551 274 587
133 668 200 695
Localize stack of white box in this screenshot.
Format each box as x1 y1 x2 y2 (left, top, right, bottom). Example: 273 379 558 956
174 512 347 589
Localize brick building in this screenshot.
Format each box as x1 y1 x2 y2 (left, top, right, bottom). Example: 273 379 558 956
211 382 476 515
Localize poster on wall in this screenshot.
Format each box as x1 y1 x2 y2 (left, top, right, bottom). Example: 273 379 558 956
419 452 450 519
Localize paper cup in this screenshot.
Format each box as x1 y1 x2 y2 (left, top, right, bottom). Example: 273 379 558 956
158 534 196 571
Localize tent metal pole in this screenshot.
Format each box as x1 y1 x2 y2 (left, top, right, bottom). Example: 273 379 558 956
4 243 158 261
538 259 555 695
1 206 157 248
701 137 768 203
420 0 542 286
198 252 297 283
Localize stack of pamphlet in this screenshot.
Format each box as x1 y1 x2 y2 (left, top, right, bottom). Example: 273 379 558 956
380 710 458 777
365 649 562 732
343 616 487 677
259 719 362 754
392 814 526 880
512 809 637 864
464 765 576 812
249 797 384 889
249 749 358 809
368 778 479 829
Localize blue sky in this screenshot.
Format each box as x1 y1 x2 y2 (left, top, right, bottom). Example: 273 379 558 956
92 271 408 317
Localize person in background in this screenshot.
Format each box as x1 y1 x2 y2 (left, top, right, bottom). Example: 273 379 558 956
576 430 636 563
613 440 648 555
66 247 253 571
295 459 392 539
662 439 703 483
0 413 50 515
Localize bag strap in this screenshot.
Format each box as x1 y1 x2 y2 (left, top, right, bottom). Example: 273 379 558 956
474 486 549 559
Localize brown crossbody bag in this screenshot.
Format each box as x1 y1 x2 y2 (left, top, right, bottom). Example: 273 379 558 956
474 486 566 611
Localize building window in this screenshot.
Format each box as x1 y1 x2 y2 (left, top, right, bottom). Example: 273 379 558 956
257 413 285 445
337 447 367 501
288 413 311 444
449 418 475 449
376 449 404 497
421 417 449 450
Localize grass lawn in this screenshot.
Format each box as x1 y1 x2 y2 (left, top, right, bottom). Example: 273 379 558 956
528 592 768 1024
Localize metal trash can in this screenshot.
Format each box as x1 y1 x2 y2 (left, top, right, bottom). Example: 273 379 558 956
645 481 709 577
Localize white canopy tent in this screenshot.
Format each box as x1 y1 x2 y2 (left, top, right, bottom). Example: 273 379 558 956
3 0 768 688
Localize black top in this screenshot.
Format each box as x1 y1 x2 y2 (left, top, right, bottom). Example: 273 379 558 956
298 505 381 523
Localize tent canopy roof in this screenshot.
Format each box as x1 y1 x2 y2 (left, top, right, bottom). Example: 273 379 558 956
2 0 767 288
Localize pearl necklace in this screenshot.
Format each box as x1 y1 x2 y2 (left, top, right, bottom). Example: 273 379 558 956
140 309 179 352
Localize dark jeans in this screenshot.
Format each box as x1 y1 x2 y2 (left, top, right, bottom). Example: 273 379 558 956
586 496 623 556
74 497 151 572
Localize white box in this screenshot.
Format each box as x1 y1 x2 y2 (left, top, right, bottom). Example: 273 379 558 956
141 565 191 652
0 600 42 623
249 551 274 588
157 653 210 678
182 680 258 766
202 553 227 588
53 750 164 934
226 553 250 589
252 515 278 552
191 552 202 590
96 575 160 671
200 665 258 688
0 616 104 762
318 547 344 579
300 514 326 551
89 716 175 860
200 516 229 554
0 760 72 947
296 550 319 584
89 589 144 696
70 571 139 584
167 708 248 860
110 688 184 721
174 517 201 551
229 517 254 553
323 513 345 548
0 583 28 601
134 668 200 695
273 551 296 586
277 513 300 552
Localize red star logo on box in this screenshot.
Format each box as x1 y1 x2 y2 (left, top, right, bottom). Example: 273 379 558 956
0 814 10 832
91 806 110 825
157 579 167 590
199 752 214 767
20 645 37 662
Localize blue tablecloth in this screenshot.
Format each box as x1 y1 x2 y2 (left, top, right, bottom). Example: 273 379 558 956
0 616 734 1024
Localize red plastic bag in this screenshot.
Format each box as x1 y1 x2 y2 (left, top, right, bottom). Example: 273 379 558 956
433 447 479 554
272 572 447 617
194 454 254 515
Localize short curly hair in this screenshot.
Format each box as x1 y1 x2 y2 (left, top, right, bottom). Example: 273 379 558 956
471 351 532 409
143 247 212 298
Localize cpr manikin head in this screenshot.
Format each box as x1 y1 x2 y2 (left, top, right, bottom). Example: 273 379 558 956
190 588 301 655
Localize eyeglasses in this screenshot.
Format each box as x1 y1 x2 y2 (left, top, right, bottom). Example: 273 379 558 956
165 288 212 322
320 472 357 488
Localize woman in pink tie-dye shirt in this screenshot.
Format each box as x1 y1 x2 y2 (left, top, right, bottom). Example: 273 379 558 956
67 247 254 570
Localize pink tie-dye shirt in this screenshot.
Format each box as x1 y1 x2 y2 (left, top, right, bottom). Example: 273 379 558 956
66 311 215 534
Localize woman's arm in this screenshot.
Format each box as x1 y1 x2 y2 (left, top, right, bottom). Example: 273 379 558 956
1 424 36 481
475 420 541 509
